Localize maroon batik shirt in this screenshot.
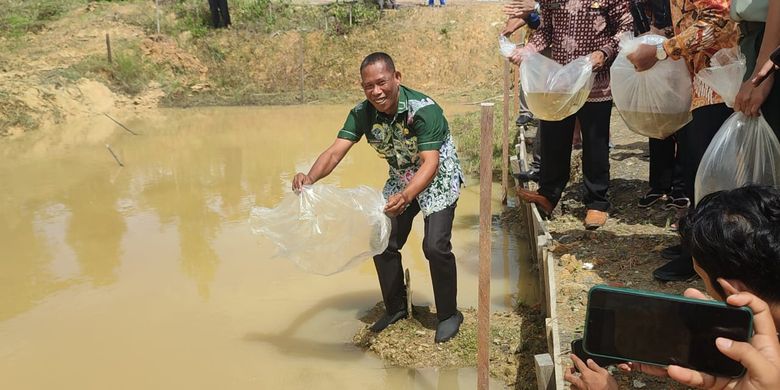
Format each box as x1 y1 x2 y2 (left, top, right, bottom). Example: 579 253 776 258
526 0 634 102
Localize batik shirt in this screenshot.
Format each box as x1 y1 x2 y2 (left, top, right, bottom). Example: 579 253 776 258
662 0 739 110
527 0 634 102
337 86 464 216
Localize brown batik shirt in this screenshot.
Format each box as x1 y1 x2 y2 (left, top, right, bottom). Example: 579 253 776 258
526 0 634 102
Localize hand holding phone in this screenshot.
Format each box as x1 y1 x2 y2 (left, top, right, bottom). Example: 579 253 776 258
583 285 753 378
665 291 780 389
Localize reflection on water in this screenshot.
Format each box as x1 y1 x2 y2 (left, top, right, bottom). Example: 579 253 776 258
0 105 536 389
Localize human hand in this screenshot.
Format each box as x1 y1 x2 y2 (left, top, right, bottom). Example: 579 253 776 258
752 46 780 87
590 51 606 71
292 172 313 193
666 291 780 389
502 0 536 18
502 16 527 37
626 44 659 72
384 193 410 217
565 354 619 390
508 47 530 65
734 79 772 117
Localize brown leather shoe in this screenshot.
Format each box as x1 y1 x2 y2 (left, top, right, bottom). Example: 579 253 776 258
516 187 554 216
584 209 608 230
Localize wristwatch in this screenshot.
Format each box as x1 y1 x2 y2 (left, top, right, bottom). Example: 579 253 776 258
655 43 668 61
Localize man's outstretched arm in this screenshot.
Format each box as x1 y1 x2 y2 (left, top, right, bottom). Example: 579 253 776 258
292 138 354 192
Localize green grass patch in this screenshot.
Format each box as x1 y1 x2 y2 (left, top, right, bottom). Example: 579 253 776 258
0 0 84 38
49 42 164 96
449 109 516 176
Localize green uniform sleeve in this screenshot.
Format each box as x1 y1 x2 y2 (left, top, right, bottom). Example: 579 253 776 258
337 102 369 141
412 103 449 151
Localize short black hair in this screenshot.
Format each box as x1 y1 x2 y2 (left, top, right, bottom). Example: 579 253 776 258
679 185 780 302
360 52 395 74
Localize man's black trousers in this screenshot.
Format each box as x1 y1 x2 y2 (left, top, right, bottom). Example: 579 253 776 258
208 0 231 28
373 199 457 322
538 100 612 211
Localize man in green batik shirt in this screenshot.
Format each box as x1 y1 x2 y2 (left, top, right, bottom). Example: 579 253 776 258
291 52 465 343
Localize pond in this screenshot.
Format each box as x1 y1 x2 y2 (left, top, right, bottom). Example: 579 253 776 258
0 104 538 389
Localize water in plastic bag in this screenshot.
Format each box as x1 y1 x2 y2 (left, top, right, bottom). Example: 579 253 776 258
694 47 780 203
520 53 595 121
611 33 692 139
250 184 391 276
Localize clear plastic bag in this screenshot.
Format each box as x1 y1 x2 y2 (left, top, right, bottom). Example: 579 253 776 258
695 47 746 108
499 35 517 58
694 47 780 203
520 53 595 121
250 184 391 276
611 33 692 139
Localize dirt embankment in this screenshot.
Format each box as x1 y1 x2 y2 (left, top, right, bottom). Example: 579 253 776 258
0 0 510 136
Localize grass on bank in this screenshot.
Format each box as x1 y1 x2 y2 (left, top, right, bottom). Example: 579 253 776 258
450 108 516 176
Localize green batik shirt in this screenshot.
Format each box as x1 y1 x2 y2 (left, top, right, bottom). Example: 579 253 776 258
337 85 464 216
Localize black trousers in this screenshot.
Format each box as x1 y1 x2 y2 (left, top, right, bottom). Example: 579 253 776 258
538 100 612 211
676 103 733 208
373 199 457 322
648 135 684 195
208 0 231 28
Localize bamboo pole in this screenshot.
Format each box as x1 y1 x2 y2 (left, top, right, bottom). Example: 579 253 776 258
477 102 494 390
502 58 510 203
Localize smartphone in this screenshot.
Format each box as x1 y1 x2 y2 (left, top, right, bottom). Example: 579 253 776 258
571 338 625 369
583 285 753 378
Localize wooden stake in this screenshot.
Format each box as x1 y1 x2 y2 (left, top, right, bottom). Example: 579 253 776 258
299 33 305 103
155 0 160 36
404 268 412 318
502 58 510 204
105 33 112 64
104 113 139 135
477 102 494 390
106 144 124 167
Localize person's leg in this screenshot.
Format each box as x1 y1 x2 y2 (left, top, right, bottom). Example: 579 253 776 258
654 103 732 282
536 116 577 207
648 136 675 193
373 200 420 316
422 202 458 322
208 0 222 28
218 0 231 27
577 101 612 212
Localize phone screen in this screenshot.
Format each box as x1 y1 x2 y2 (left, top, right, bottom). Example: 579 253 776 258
584 286 752 377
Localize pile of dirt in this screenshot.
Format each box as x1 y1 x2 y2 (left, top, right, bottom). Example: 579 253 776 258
353 303 547 388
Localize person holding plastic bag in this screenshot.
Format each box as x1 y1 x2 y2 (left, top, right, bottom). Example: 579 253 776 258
626 0 739 281
693 48 780 204
291 52 466 344
506 0 633 229
732 0 780 139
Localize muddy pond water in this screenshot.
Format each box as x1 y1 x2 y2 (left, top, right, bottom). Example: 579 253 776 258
0 104 538 389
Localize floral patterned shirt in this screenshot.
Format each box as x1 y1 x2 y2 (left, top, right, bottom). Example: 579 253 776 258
527 0 634 102
662 0 739 110
337 86 464 216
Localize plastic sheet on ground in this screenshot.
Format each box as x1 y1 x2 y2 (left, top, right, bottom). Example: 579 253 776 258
694 48 780 203
611 33 692 139
250 184 391 276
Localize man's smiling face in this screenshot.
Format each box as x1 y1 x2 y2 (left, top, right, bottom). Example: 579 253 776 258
360 61 401 115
